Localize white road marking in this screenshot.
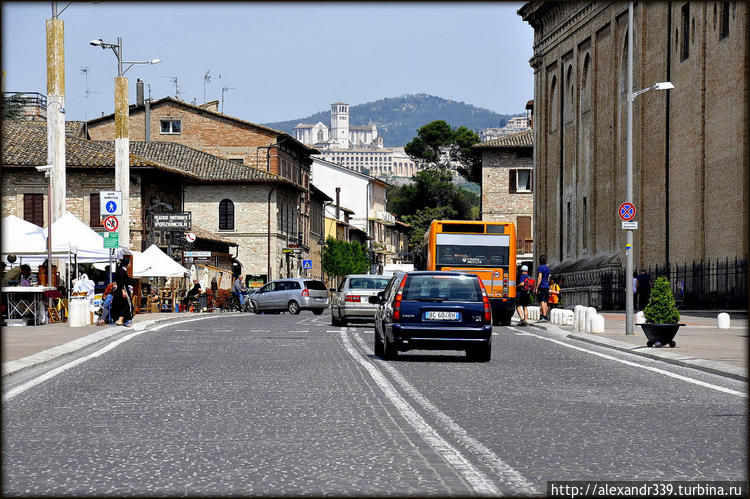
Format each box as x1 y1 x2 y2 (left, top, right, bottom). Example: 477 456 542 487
507 327 747 398
351 333 536 495
339 331 502 495
4 315 221 402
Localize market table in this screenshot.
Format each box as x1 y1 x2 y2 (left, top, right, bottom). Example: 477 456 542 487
2 286 55 326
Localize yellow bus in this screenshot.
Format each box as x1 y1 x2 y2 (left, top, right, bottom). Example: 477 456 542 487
421 220 516 326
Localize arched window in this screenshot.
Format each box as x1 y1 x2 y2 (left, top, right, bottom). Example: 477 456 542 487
548 75 558 133
581 53 591 112
219 199 234 230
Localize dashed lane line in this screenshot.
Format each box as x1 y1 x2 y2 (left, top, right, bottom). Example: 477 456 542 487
350 332 537 495
340 331 525 496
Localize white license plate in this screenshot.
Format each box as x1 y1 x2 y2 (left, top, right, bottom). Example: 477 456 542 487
425 311 459 321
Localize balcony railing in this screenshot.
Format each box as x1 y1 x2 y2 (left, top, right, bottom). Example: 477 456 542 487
517 239 533 254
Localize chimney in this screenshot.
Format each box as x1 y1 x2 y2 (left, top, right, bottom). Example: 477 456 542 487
525 99 534 129
136 79 144 106
335 187 341 220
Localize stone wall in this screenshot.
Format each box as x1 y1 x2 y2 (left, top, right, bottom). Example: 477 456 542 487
480 148 534 230
2 169 144 250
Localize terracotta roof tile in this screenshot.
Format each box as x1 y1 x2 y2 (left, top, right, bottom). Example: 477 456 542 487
473 129 534 149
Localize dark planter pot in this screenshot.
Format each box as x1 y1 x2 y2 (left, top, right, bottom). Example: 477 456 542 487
640 323 685 348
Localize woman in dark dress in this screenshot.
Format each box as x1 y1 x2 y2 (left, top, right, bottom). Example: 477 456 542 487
112 257 133 325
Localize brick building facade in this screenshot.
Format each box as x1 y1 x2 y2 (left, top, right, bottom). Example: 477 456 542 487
2 121 301 283
86 96 318 263
475 129 535 261
519 2 747 282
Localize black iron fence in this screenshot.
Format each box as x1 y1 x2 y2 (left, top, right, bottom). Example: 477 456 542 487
555 256 747 310
642 256 747 310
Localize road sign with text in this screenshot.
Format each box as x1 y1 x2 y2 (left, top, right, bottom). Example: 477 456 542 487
100 191 122 216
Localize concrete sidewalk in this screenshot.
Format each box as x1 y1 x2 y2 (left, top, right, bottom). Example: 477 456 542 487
527 311 748 381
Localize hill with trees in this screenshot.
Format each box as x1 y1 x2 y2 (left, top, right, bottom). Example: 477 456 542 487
263 94 519 147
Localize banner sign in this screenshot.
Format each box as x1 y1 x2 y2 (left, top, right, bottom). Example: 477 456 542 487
153 213 191 230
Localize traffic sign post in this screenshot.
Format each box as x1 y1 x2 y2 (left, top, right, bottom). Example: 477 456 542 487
99 191 122 216
618 202 636 221
103 216 119 232
102 232 119 249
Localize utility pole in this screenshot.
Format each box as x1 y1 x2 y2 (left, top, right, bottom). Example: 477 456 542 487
47 2 66 223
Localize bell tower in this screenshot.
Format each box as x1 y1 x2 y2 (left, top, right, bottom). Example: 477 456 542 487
330 102 349 148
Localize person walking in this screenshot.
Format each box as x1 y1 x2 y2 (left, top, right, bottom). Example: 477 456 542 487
516 265 532 326
112 257 133 326
534 255 551 321
632 272 639 310
548 277 561 310
636 269 653 311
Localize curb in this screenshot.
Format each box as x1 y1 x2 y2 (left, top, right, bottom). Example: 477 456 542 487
2 315 195 379
528 322 747 382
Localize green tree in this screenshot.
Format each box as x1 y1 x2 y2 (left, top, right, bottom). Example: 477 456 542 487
643 277 680 324
404 120 482 183
2 94 25 121
321 237 369 283
402 205 457 249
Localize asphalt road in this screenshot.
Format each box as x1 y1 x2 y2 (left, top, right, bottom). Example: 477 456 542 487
3 311 746 496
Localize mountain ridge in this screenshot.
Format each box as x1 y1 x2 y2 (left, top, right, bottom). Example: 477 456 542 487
262 93 523 147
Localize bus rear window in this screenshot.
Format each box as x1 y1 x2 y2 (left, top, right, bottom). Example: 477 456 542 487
440 223 484 233
486 225 506 234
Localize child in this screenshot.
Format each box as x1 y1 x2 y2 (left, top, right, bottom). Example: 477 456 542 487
548 277 561 310
516 265 533 326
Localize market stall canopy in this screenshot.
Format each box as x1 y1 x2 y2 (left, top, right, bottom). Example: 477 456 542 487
133 244 190 277
49 212 124 263
1 215 47 254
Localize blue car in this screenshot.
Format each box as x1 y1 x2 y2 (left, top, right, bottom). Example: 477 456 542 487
370 271 493 362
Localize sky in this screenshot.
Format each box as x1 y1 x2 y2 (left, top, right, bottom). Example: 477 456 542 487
2 2 534 125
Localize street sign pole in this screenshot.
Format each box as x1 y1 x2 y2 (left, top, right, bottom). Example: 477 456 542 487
625 1 635 335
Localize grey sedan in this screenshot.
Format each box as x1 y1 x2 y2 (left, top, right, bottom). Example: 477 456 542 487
331 274 391 326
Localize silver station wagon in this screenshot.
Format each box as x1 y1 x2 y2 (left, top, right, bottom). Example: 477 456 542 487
330 274 391 326
249 278 329 315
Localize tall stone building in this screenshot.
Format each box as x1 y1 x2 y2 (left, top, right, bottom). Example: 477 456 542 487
519 2 747 301
475 128 535 264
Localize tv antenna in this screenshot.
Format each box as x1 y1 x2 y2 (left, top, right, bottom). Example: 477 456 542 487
203 70 221 104
221 86 235 114
80 66 98 136
161 76 180 99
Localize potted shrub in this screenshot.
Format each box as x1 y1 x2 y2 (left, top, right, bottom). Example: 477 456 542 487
640 276 684 348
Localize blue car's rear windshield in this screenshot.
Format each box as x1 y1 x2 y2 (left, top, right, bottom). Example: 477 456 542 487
402 275 481 302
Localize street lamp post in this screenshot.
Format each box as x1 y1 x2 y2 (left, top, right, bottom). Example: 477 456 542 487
625 1 674 334
90 37 159 250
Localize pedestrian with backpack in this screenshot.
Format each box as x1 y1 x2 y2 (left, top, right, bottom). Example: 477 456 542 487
516 265 534 326
534 255 551 321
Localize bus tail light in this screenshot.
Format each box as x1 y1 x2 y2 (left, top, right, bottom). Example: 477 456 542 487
393 274 408 321
478 280 491 323
503 275 509 297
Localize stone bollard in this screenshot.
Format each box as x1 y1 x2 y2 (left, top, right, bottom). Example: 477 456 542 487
564 310 575 326
574 305 586 332
550 308 560 324
718 312 730 329
590 314 605 333
584 307 597 333
528 306 539 320
635 311 646 324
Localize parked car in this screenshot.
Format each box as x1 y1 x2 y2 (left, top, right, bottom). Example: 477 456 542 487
249 278 329 315
330 274 392 326
370 271 493 362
